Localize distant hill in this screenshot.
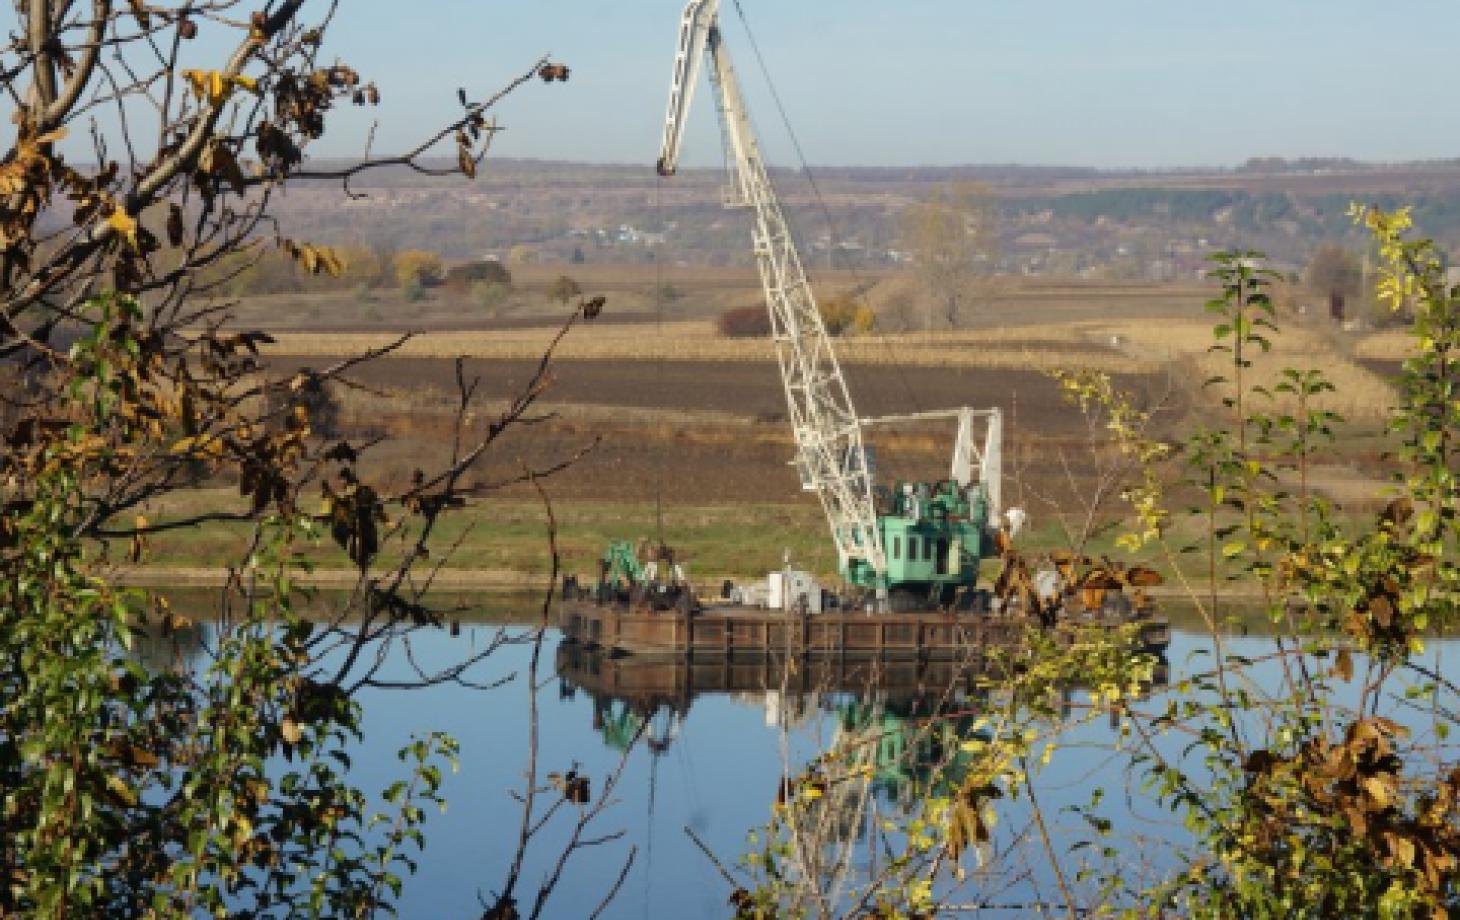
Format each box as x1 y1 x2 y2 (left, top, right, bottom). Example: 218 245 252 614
270 156 1460 277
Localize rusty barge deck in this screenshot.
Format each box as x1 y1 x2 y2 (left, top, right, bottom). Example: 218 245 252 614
559 598 1170 659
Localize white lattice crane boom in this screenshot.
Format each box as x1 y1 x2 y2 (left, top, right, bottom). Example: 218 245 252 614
657 0 887 586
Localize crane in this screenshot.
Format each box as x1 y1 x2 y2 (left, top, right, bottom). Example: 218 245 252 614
656 0 1007 609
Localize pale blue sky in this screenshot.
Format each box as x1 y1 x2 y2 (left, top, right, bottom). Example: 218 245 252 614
317 2 1457 167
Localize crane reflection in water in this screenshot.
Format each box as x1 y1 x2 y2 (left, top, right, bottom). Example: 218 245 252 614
557 640 1169 809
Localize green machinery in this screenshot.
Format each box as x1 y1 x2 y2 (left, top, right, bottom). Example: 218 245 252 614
598 541 646 593
587 540 694 610
846 478 994 606
833 405 1008 605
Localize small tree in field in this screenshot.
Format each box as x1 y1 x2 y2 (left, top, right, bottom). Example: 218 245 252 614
1306 243 1364 321
445 259 512 290
899 182 998 329
395 249 446 288
474 280 512 314
818 292 875 336
549 274 582 306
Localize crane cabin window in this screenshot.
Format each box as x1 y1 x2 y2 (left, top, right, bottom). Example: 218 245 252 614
892 536 902 560
909 536 920 561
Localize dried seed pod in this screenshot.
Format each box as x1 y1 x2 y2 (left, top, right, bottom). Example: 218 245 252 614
166 203 184 247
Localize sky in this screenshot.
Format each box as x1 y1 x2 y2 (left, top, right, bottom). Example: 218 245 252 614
126 1 1460 169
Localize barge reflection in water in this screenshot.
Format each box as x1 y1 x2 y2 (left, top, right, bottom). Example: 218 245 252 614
556 637 1170 759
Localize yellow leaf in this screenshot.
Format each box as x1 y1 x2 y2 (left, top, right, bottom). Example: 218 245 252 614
1389 833 1416 868
107 208 139 246
106 773 139 807
1362 775 1393 809
318 248 345 278
170 434 222 458
182 69 237 106
231 74 260 94
182 69 208 101
281 717 302 745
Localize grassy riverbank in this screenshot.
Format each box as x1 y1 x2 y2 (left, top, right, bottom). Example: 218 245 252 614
124 492 1319 592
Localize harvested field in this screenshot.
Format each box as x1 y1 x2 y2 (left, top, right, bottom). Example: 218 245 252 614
222 273 1210 334
1353 330 1416 361
1059 317 1398 422
263 321 1160 373
245 355 1190 561
263 310 1394 421
270 355 1178 437
143 275 1412 582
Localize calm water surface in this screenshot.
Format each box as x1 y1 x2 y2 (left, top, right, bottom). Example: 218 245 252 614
195 610 1459 919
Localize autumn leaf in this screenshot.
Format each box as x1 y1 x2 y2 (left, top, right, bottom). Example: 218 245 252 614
170 434 223 458
107 208 139 247
105 773 139 808
0 162 26 195
181 70 259 106
1362 775 1394 809
281 239 346 278
182 69 220 104
199 141 246 194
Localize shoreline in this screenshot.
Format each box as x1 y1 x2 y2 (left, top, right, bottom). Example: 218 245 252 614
114 565 1271 600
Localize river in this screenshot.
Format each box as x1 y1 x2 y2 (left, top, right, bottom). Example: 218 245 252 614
170 599 1459 918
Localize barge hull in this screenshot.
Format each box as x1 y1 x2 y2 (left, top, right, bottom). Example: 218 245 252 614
560 599 1169 658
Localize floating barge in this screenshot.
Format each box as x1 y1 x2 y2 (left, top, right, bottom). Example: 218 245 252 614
557 638 1170 704
558 590 1169 660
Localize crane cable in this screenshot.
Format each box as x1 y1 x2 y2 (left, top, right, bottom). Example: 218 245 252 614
653 177 667 548
729 0 922 415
